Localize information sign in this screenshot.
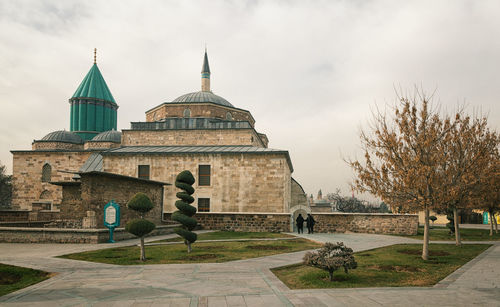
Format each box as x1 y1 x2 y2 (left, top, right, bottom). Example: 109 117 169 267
103 200 121 243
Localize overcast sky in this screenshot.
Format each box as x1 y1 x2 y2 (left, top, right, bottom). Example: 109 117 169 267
0 0 499 200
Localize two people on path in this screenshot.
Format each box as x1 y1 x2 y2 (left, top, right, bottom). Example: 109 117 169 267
296 213 315 234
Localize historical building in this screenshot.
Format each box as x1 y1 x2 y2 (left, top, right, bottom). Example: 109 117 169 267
10 50 308 226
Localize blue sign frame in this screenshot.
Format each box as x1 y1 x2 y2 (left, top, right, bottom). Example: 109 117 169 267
103 200 121 243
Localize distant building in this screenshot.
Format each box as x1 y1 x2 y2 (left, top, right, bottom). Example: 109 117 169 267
309 189 336 212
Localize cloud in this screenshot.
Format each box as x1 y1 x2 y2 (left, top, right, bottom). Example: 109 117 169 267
1 0 499 201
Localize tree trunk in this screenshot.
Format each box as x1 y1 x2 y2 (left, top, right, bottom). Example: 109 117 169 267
329 270 334 282
422 208 430 260
140 237 146 261
489 210 494 236
494 214 498 234
453 208 461 246
187 241 192 253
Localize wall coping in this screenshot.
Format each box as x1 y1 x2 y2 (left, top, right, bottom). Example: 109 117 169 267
166 212 417 216
0 224 176 233
311 212 418 216
165 212 291 216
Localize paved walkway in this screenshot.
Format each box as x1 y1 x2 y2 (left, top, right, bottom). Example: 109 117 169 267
0 233 498 306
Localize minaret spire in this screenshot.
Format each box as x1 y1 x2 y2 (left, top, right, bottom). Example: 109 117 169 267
201 49 211 92
94 48 97 64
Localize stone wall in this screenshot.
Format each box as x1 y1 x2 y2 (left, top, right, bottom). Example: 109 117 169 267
164 212 291 233
163 212 418 235
121 129 265 147
290 178 308 210
11 151 91 210
0 225 176 243
103 153 292 213
58 172 165 228
312 212 418 235
84 141 120 150
146 103 255 127
32 142 84 151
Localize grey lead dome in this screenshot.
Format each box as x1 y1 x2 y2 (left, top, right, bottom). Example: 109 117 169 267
171 91 233 107
41 130 84 144
91 130 122 143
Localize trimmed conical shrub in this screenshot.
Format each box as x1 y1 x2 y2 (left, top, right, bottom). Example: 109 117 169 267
126 192 155 261
171 170 197 252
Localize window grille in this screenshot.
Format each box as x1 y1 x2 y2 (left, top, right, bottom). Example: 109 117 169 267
183 108 191 118
198 198 210 212
138 165 150 180
198 165 211 186
41 163 52 182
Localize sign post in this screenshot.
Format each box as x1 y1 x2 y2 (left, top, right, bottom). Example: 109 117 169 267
103 200 121 243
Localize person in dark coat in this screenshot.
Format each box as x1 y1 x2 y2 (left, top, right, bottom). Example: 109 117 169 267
296 214 305 234
306 214 316 234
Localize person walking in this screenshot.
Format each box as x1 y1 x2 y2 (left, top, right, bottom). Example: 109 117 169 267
306 214 316 234
296 214 305 234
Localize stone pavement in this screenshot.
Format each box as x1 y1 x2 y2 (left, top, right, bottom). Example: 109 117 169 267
0 232 498 306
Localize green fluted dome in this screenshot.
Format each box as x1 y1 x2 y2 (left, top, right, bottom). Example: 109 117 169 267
72 64 116 103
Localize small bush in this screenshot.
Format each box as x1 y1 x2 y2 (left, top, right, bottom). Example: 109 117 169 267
303 242 357 281
127 192 154 214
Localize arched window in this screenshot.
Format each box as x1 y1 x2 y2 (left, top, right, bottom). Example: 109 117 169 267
226 112 233 120
41 163 52 182
183 108 191 118
39 190 52 199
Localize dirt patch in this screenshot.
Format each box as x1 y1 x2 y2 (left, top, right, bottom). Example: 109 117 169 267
183 254 218 260
246 245 289 250
397 249 450 256
368 265 423 273
0 272 21 285
358 253 372 257
200 245 225 250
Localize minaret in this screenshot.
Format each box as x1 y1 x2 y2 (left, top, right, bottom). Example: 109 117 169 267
69 49 118 140
201 49 211 92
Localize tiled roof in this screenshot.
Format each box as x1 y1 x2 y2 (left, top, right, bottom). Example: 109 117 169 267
72 64 116 103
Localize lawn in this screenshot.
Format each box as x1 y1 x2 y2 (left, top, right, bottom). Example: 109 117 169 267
271 243 491 289
153 231 295 243
403 226 500 241
59 237 321 265
0 263 51 297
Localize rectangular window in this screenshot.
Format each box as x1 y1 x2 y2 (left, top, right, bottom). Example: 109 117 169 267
198 165 211 186
198 198 210 212
138 165 150 180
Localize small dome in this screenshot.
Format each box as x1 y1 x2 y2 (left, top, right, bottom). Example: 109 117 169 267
91 130 122 143
172 91 233 107
41 131 83 144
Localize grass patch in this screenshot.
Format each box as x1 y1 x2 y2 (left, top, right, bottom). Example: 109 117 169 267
59 238 321 265
154 231 294 243
402 226 500 241
271 243 490 289
0 264 51 297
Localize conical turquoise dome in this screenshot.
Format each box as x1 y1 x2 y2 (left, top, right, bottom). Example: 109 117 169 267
69 62 118 141
72 64 116 103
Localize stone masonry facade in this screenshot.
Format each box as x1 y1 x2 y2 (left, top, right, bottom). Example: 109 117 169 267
11 151 91 210
103 153 292 213
58 172 165 228
121 129 266 147
146 103 255 127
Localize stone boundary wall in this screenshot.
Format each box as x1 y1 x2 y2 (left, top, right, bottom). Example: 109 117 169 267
164 212 418 235
0 225 177 244
311 212 418 235
164 212 290 233
0 210 60 222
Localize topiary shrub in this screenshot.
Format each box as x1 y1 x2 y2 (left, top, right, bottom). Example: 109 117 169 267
303 242 357 282
429 215 437 228
126 192 155 261
171 170 197 253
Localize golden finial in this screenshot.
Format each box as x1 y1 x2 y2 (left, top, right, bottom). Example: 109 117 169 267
94 48 97 64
